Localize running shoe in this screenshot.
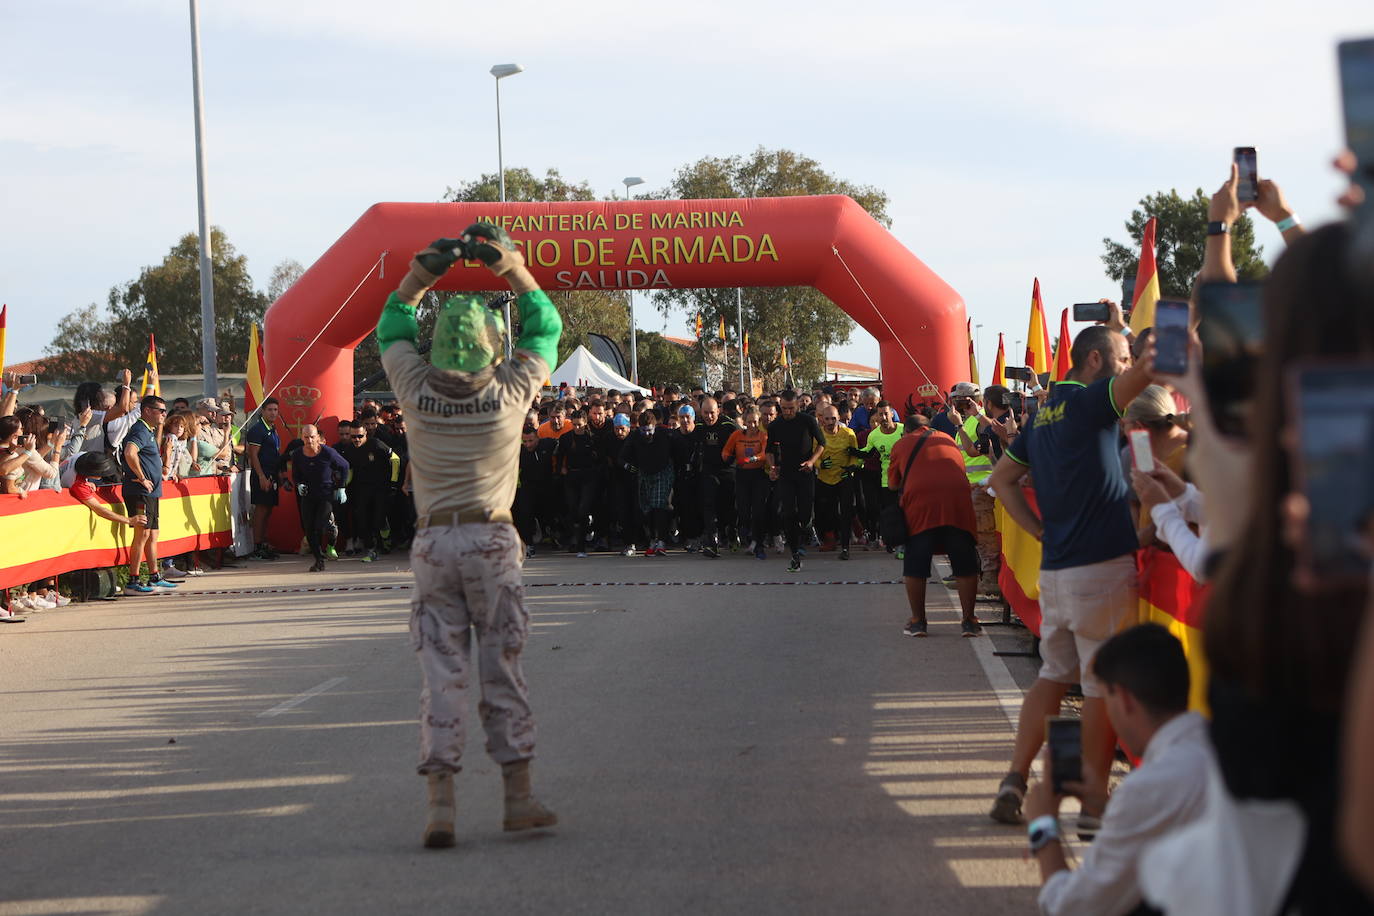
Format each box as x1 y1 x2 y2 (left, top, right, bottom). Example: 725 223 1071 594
161 565 188 580
990 773 1028 825
702 542 719 558
787 552 803 572
754 544 766 560
326 546 339 560
621 544 636 557
526 546 536 559
961 618 983 638
576 552 588 558
895 548 905 560
124 582 155 596
839 547 849 561
362 550 378 563
902 620 928 638
150 577 179 589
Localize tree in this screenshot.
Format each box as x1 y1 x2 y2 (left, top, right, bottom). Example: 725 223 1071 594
38 303 121 382
1101 190 1268 299
651 148 891 385
442 168 631 368
266 258 304 301
633 332 700 390
43 228 270 381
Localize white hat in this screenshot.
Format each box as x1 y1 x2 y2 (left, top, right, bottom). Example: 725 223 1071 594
950 382 980 397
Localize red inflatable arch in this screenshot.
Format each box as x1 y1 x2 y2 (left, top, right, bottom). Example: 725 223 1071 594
263 196 965 433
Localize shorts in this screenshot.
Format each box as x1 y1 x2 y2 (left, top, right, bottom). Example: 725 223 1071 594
121 487 160 530
1037 555 1138 698
903 525 980 579
250 472 280 507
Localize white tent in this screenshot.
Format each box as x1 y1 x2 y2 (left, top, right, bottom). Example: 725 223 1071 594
549 345 649 394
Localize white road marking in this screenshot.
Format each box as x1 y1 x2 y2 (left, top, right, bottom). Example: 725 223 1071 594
969 632 1025 737
257 677 347 718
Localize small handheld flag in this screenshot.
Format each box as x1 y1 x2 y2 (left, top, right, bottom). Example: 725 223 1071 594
1051 308 1072 383
1025 278 1052 375
1130 218 1161 333
139 334 160 397
991 334 1006 387
967 319 979 386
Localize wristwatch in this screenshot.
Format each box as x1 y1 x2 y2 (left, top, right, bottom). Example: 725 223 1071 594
1206 220 1230 236
1027 815 1061 853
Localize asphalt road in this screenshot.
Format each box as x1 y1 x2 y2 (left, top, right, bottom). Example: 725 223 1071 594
1 546 1048 915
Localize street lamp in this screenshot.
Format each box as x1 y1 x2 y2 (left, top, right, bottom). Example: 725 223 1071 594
975 323 984 378
623 176 645 385
490 63 523 356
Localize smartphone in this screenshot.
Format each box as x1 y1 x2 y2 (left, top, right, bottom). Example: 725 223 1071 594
1234 146 1258 202
1122 276 1137 315
1288 363 1374 590
1339 39 1374 186
1073 302 1110 322
1046 717 1082 794
1196 281 1264 439
17 373 37 387
1152 299 1191 376
1005 366 1035 382
1129 428 1155 473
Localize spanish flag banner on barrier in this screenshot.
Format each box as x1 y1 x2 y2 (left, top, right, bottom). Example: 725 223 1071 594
1051 308 1072 383
246 323 266 411
994 489 1210 714
1129 217 1161 334
1025 278 1052 375
0 477 232 590
991 333 1006 387
1137 546 1210 714
139 333 160 397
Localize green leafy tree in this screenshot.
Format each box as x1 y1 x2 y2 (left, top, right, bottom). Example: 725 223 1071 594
441 167 630 367
1101 190 1268 299
652 148 890 385
44 228 269 381
38 303 121 383
633 331 700 390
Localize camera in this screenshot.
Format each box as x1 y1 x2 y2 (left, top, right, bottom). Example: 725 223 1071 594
17 373 37 387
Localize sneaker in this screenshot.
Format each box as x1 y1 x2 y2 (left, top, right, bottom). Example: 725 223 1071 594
326 546 339 560
309 559 325 572
895 548 905 560
1076 812 1103 842
961 618 983 638
990 773 1028 824
362 550 378 563
254 545 276 561
942 575 958 587
839 547 850 561
702 542 719 558
124 582 155 596
149 577 179 589
526 546 536 559
685 539 699 554
754 544 766 560
787 552 803 572
187 568 205 577
576 552 588 558
161 565 188 580
621 544 636 557
902 620 928 638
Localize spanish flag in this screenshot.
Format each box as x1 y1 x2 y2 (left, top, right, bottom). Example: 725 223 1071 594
245 323 266 411
1051 308 1072 383
967 319 980 386
1129 217 1161 333
779 339 790 370
718 315 727 340
1024 278 1052 375
694 313 703 339
139 333 160 397
743 331 750 359
991 333 1006 387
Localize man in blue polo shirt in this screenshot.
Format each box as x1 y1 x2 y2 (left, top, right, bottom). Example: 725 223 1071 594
120 394 179 595
245 397 286 559
985 305 1154 828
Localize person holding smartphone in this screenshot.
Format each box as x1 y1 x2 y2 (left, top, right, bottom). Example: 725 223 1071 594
1023 625 1212 916
986 303 1155 829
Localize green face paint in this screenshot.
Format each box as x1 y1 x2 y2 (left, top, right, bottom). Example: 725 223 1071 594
432 295 506 372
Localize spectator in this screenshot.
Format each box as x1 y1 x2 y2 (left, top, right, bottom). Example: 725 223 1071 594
889 415 982 637
987 303 1155 827
287 424 350 572
69 451 147 529
1024 624 1212 916
1132 465 1207 582
245 397 287 559
119 395 180 596
1121 384 1189 546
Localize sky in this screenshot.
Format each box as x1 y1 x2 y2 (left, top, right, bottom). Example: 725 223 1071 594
3 0 1373 381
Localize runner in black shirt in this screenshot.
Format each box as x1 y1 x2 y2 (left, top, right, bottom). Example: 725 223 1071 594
555 410 601 557
693 398 737 557
670 405 704 551
766 390 825 571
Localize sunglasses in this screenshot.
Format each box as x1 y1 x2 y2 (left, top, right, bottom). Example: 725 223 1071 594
350 434 366 440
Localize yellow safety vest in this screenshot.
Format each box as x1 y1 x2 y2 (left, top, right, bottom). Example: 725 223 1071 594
962 416 993 484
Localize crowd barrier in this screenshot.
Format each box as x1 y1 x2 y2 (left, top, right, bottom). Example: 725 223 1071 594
0 476 232 591
994 488 1210 713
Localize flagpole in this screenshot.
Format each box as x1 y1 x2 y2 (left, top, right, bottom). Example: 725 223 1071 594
188 0 218 399
736 288 745 393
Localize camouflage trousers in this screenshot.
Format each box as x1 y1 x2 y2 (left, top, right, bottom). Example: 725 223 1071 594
409 521 536 774
972 487 1002 596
